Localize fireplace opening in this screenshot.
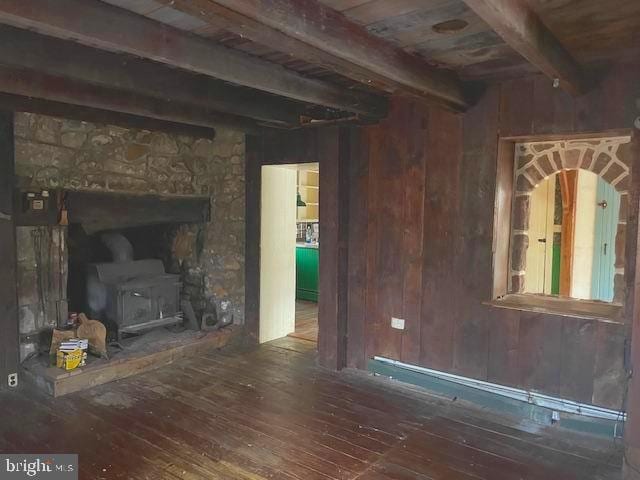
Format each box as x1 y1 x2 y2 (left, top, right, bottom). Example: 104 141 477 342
67 222 185 341
19 190 240 396
67 223 177 315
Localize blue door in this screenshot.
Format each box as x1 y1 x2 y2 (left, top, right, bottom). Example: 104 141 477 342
591 177 620 302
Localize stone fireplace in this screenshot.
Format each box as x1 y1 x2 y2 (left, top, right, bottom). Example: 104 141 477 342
14 112 245 362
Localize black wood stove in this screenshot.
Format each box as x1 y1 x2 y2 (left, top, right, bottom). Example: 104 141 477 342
86 233 182 340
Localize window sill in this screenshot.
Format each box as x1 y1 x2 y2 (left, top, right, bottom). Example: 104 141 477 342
485 294 624 325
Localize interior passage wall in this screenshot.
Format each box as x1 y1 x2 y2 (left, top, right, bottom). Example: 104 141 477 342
347 64 640 410
14 113 245 359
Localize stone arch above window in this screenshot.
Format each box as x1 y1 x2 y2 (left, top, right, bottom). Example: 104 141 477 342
510 136 632 300
514 137 632 194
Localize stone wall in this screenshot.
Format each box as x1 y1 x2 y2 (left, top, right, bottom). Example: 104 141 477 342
14 113 245 359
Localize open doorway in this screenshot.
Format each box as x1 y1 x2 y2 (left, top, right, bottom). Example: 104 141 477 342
524 169 622 302
259 163 319 344
507 135 632 307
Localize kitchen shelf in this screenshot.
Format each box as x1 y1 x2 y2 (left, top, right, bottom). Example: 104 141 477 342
297 168 319 222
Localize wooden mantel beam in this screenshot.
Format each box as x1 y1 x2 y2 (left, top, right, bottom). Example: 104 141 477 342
0 0 386 118
156 0 470 111
462 0 587 95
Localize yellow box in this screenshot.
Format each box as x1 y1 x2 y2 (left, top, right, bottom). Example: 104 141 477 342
56 348 85 371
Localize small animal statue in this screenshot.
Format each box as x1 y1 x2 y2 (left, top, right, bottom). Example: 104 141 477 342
77 313 108 358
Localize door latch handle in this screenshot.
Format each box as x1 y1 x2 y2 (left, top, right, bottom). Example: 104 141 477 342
604 243 608 255
537 238 547 243
598 200 608 209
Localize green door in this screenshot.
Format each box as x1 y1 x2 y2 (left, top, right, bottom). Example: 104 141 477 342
296 247 319 302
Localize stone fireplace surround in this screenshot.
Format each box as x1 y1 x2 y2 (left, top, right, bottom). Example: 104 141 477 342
14 112 245 361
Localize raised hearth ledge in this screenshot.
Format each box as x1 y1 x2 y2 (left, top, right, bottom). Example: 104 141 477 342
485 294 624 324
21 326 238 397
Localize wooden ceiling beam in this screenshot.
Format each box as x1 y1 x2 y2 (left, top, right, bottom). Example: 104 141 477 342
0 0 386 118
0 93 217 140
461 0 588 94
0 25 302 127
0 66 262 133
156 0 470 111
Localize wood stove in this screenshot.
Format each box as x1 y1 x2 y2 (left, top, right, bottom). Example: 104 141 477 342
86 233 182 340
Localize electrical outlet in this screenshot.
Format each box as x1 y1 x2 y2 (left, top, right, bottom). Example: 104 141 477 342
391 317 405 330
7 373 18 388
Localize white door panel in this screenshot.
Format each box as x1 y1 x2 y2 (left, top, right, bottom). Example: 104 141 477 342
260 166 297 343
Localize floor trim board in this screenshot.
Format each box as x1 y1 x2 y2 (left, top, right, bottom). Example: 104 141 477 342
368 358 624 439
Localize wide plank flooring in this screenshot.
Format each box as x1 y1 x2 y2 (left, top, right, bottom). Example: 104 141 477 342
289 300 318 343
0 336 622 479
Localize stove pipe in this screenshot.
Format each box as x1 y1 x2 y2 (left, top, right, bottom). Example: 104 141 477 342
100 233 134 263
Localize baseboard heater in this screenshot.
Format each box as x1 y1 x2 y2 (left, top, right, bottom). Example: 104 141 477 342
370 356 626 438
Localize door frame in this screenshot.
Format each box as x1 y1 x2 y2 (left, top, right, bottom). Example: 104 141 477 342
245 127 351 370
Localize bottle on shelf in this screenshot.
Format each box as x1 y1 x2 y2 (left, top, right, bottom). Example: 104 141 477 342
305 224 313 244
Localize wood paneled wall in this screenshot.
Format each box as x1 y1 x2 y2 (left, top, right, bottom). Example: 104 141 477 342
346 63 640 410
318 128 350 370
245 128 350 369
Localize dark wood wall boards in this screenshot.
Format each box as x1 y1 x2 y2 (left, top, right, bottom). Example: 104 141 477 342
0 110 19 390
244 129 350 369
624 131 640 471
318 128 350 370
244 63 640 463
344 63 640 411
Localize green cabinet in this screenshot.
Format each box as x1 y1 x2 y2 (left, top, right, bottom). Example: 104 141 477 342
296 246 319 302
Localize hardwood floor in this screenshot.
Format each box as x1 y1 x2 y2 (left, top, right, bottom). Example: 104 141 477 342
0 336 622 479
289 300 318 342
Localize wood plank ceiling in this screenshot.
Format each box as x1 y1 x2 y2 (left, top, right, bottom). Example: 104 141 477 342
0 0 636 130
103 0 640 83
